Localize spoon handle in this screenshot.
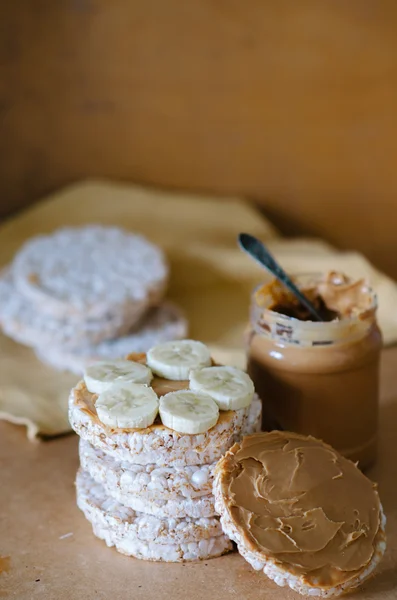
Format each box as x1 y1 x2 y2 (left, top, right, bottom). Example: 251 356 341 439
238 233 323 322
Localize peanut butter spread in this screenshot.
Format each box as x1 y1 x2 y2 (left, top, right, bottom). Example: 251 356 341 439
256 271 374 322
221 431 381 586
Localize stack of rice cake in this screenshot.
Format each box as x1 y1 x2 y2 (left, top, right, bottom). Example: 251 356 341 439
69 340 262 561
0 225 187 374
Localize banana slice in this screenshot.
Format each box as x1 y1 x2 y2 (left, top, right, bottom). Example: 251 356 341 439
147 340 211 380
95 383 159 429
189 366 254 411
159 390 219 434
84 359 152 394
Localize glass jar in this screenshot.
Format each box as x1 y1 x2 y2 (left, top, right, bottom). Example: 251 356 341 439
246 273 382 470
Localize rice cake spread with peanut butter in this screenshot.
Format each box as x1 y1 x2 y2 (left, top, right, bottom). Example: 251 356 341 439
69 353 261 467
213 431 386 597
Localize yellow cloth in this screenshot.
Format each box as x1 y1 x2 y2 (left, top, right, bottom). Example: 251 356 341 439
0 180 396 439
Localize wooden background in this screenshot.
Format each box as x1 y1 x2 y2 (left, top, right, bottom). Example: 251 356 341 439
1 1 397 275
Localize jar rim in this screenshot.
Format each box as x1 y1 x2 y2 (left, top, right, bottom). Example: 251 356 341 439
250 273 378 345
252 272 377 326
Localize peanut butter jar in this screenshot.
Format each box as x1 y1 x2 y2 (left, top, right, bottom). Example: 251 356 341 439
246 272 382 470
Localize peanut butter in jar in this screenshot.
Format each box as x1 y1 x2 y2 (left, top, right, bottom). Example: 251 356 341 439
246 272 382 470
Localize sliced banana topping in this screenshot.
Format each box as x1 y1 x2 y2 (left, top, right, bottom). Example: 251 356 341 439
189 366 254 411
147 340 211 381
95 383 159 429
84 359 152 394
159 390 219 434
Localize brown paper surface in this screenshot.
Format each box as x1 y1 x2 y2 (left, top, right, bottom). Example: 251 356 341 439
1 180 397 439
1 347 396 599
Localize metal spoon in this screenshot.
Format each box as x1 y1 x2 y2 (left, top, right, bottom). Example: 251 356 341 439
238 232 323 322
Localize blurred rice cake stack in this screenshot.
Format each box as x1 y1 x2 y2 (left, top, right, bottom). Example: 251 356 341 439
0 225 187 373
69 340 262 561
